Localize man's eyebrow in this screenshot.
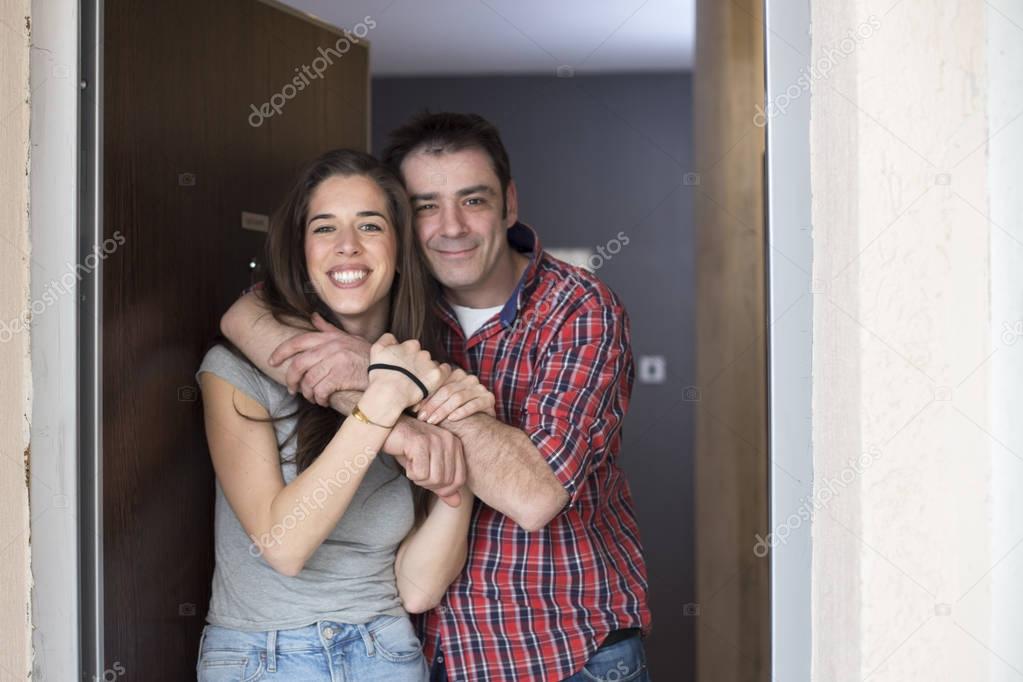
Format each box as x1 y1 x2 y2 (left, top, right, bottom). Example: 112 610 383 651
456 184 496 198
409 185 496 203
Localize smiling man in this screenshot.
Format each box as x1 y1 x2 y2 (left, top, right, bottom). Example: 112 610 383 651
221 112 651 681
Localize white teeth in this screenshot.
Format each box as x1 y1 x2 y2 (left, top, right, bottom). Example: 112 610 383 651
330 270 368 284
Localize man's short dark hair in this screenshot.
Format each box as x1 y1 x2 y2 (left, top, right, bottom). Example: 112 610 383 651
382 111 513 217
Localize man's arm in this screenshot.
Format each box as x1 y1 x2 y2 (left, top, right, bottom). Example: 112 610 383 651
221 292 465 503
441 414 566 531
437 297 632 532
220 291 369 400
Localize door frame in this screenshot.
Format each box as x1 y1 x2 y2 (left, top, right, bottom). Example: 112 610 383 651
28 0 93 680
764 1 814 680
79 0 105 677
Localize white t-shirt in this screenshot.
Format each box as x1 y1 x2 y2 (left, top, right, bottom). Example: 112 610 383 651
450 303 504 338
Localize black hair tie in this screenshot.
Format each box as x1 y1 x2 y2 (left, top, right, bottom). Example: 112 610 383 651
368 363 429 402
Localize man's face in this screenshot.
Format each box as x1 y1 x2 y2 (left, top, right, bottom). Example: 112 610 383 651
401 147 518 298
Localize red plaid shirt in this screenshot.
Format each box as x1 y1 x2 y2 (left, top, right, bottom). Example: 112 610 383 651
421 223 651 682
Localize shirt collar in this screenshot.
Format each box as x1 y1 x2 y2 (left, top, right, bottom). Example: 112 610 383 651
498 222 542 328
434 222 543 339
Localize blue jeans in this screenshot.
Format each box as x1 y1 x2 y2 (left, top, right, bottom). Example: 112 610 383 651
428 632 650 682
563 633 651 681
197 615 429 681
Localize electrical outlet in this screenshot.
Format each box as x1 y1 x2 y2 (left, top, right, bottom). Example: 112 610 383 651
638 355 667 384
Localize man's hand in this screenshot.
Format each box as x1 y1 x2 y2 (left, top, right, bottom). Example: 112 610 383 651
384 416 467 507
414 367 497 425
268 313 371 405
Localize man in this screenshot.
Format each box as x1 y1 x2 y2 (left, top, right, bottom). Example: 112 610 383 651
221 112 651 681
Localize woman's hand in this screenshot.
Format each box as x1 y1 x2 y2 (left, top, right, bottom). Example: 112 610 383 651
414 367 497 424
368 334 449 408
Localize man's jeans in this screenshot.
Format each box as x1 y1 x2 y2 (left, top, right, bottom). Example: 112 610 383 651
429 632 651 681
563 633 651 682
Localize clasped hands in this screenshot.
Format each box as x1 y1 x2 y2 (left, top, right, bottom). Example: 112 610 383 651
269 313 495 506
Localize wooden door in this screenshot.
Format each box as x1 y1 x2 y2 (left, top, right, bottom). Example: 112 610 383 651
101 1 368 677
693 0 770 680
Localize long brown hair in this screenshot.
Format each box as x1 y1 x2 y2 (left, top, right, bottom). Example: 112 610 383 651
255 149 443 517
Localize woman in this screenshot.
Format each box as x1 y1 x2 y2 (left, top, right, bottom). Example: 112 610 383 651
195 150 491 681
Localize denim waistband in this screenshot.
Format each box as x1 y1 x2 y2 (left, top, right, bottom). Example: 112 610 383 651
199 616 401 672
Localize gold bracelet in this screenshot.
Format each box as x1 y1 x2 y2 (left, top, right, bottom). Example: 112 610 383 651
351 404 396 429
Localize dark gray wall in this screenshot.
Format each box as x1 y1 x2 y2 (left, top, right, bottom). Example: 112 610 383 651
373 73 695 680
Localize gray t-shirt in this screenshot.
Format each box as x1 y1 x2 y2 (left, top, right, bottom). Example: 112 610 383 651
197 344 414 631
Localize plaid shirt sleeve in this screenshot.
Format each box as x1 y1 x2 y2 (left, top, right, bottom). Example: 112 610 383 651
520 295 633 506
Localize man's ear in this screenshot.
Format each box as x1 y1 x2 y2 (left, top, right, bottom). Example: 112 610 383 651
503 179 519 228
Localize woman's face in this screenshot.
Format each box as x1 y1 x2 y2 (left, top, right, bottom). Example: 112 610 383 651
303 174 398 334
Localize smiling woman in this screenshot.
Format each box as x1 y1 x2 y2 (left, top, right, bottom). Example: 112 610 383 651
193 148 486 681
303 175 399 337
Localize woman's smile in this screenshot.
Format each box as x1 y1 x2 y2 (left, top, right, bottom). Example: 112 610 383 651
327 265 372 288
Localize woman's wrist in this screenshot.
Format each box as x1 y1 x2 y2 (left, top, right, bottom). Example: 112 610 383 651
365 372 420 409
358 383 407 426
433 486 475 507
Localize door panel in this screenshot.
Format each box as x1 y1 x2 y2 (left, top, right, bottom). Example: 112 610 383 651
101 1 368 678
693 0 770 680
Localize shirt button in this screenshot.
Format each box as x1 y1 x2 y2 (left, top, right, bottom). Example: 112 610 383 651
322 626 335 638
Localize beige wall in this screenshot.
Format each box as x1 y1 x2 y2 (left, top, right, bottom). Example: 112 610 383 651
811 1 1007 679
0 0 33 678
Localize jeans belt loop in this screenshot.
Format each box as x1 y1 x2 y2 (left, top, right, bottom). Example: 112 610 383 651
265 629 278 672
359 623 375 656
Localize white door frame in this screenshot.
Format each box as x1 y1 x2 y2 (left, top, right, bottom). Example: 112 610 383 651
28 0 101 679
764 1 813 680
